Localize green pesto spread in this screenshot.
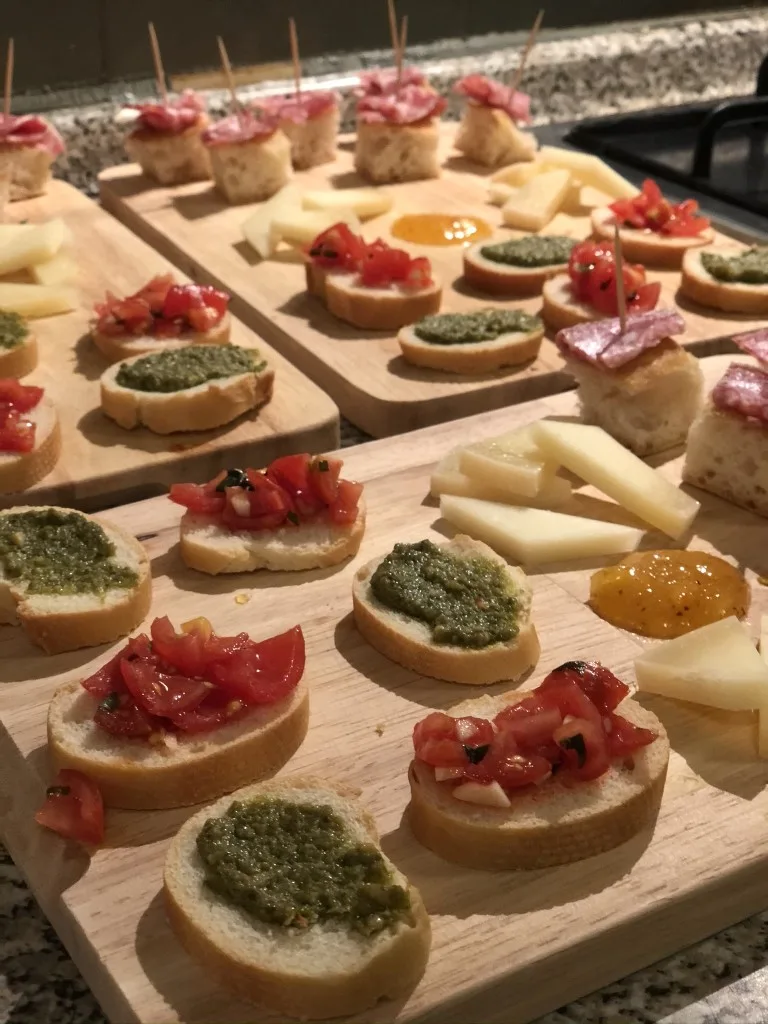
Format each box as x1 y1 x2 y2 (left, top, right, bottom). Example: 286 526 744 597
701 247 768 285
115 345 266 393
196 798 411 936
479 235 576 268
413 309 542 346
369 539 520 648
0 312 29 350
0 508 138 596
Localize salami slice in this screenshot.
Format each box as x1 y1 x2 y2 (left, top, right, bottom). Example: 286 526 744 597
731 327 768 366
354 66 426 97
357 84 446 125
556 309 686 369
252 90 338 124
712 362 768 426
454 74 531 123
0 114 65 157
124 90 205 134
202 112 277 146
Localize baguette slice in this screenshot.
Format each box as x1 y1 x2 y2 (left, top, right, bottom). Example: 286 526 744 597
279 106 340 169
100 353 274 434
0 395 61 492
454 104 538 169
591 207 714 268
463 242 570 296
0 330 38 378
409 690 669 870
179 502 366 574
397 321 543 374
125 122 212 185
47 675 309 810
680 247 768 314
354 120 440 184
2 144 55 201
352 534 539 685
207 130 293 205
0 505 151 654
92 312 231 364
541 273 598 331
164 777 431 1019
325 274 442 332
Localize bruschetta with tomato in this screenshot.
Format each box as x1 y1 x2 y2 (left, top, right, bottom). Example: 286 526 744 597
0 379 61 492
91 275 231 363
169 454 365 574
408 660 669 870
306 223 441 331
542 239 662 332
45 615 309 811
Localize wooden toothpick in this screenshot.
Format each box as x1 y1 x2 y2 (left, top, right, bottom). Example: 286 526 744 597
217 36 243 119
3 38 14 119
396 15 408 90
509 8 544 95
288 18 302 98
613 223 628 332
148 23 168 105
387 0 399 60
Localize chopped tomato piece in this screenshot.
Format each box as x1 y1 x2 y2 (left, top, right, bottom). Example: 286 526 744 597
539 661 630 714
308 456 342 505
0 410 35 452
554 717 610 781
403 256 434 291
0 380 43 412
494 699 563 746
168 480 226 515
605 713 657 758
359 242 411 287
306 222 366 270
568 239 660 318
328 479 363 525
93 694 158 737
267 454 325 517
121 660 210 717
210 625 305 704
609 179 710 237
35 769 104 846
150 614 207 676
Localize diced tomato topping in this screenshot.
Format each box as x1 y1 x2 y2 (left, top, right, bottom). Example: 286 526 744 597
0 380 43 411
306 223 367 270
0 379 44 454
93 276 229 339
93 694 158 737
168 479 227 516
609 179 710 237
266 454 325 517
412 662 656 799
306 223 434 290
568 240 661 318
35 769 105 846
308 456 342 505
329 479 364 525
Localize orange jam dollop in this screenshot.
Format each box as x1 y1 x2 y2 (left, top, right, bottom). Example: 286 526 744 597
589 549 750 640
390 213 493 246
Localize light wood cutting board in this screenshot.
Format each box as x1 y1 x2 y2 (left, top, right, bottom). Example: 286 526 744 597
3 355 768 1024
98 126 764 438
0 182 339 511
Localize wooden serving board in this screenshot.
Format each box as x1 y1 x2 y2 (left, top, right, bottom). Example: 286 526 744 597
3 354 768 1024
98 126 766 438
0 181 339 511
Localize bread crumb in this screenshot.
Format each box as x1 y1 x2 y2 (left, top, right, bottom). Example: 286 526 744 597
235 593 251 605
374 723 385 736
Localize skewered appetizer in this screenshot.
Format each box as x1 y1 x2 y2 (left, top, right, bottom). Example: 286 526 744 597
202 113 292 204
119 89 211 185
0 379 60 492
91 275 231 362
0 311 38 378
353 66 428 96
592 179 713 268
555 309 704 456
355 85 446 184
0 113 65 200
542 239 661 332
169 454 365 573
398 309 544 374
305 223 441 330
252 91 339 169
463 235 577 296
454 74 537 168
681 243 768 314
100 344 273 434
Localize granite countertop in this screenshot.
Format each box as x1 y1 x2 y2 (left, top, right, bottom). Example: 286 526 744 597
4 11 768 1024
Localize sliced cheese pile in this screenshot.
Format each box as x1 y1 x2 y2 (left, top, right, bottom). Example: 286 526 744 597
0 219 77 317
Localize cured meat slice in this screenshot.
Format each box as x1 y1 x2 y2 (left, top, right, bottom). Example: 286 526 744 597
454 74 531 123
202 112 277 146
354 66 426 97
556 309 686 369
0 115 65 157
357 84 447 125
731 327 768 366
712 362 768 425
124 89 205 134
251 90 338 124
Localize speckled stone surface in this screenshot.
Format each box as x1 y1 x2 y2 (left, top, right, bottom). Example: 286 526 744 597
5 12 768 1024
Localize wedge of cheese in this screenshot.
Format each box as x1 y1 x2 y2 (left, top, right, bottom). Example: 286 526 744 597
241 185 303 259
487 182 516 207
501 169 572 232
635 617 768 712
0 224 32 246
0 218 68 277
0 282 77 318
532 421 700 539
459 427 559 498
537 146 639 200
270 208 361 248
302 188 393 219
431 449 572 507
440 495 644 564
490 159 545 187
31 251 78 287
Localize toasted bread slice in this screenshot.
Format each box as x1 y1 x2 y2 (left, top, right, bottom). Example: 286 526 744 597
680 247 768 315
47 676 309 810
541 273 598 331
125 121 212 185
454 104 538 169
100 352 274 434
0 505 151 653
279 106 340 169
398 321 543 373
591 207 713 268
92 313 231 364
463 242 569 296
164 777 431 1019
0 330 38 378
409 690 669 870
0 395 61 493
324 274 442 331
563 339 704 456
352 534 539 685
2 144 55 201
207 130 292 205
355 120 440 184
179 503 366 574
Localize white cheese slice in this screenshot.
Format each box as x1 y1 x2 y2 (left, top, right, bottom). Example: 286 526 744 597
0 282 77 318
532 420 700 539
301 188 393 219
0 218 67 276
439 495 644 564
241 185 304 259
31 251 77 287
501 169 572 232
537 146 639 199
634 617 768 711
490 158 545 187
453 780 512 808
0 224 32 247
270 208 361 248
431 449 572 507
487 181 516 206
458 426 561 498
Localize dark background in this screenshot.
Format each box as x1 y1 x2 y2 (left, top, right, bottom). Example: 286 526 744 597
4 1 760 94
